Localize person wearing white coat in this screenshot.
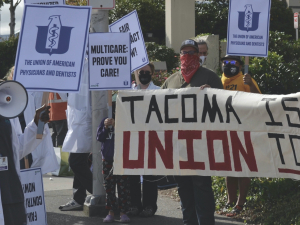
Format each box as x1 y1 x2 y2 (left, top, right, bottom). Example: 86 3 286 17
59 58 93 211
0 105 49 225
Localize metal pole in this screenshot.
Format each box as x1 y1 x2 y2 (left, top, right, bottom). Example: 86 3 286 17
296 28 298 41
89 8 108 205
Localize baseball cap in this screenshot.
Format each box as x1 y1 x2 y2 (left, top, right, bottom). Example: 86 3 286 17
221 55 244 65
180 39 199 53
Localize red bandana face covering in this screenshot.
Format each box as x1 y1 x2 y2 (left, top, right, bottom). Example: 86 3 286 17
180 54 200 83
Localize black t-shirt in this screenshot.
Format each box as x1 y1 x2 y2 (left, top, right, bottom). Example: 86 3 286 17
0 118 24 204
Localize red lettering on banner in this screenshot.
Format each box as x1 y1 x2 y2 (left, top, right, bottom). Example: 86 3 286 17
178 130 205 170
230 131 258 172
148 131 174 169
207 131 232 171
123 131 145 169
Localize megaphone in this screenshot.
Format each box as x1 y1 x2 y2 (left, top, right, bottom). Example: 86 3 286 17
0 80 28 119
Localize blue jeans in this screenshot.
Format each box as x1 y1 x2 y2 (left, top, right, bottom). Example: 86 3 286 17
175 176 215 225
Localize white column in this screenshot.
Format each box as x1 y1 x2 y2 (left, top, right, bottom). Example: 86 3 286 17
165 0 195 53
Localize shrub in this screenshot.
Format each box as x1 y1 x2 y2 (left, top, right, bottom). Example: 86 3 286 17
0 36 19 79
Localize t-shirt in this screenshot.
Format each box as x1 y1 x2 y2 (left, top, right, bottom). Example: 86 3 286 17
161 66 223 89
221 72 261 93
0 118 24 204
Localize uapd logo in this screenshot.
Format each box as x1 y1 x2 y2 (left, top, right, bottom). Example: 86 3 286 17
36 15 73 55
238 4 260 32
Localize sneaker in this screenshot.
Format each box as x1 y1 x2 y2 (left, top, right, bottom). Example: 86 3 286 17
59 199 83 211
103 214 114 223
226 205 243 217
126 206 139 216
139 206 154 217
120 214 130 223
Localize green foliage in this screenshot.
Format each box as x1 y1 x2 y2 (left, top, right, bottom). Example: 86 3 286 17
249 31 300 94
110 0 165 44
212 177 300 224
0 35 19 79
146 42 179 72
195 0 295 40
65 0 87 6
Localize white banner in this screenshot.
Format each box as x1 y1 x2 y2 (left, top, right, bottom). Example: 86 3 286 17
109 10 149 72
89 33 131 90
226 0 271 57
115 88 300 180
24 0 65 5
14 5 91 92
20 168 47 225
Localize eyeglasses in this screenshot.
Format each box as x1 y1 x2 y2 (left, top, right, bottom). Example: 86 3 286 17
223 60 237 65
180 51 198 55
139 70 152 76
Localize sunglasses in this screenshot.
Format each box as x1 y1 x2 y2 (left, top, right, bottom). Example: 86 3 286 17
139 70 152 76
223 60 237 65
180 50 198 55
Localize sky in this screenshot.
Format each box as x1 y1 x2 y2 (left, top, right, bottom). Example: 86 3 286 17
0 1 24 35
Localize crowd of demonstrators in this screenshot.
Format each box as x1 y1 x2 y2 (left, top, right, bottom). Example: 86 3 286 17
161 39 224 225
59 58 93 211
0 77 50 224
220 55 261 217
97 101 131 223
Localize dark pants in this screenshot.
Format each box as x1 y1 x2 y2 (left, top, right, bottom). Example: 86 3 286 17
3 202 27 225
69 153 93 205
129 175 158 213
51 119 68 147
175 176 215 225
102 160 131 213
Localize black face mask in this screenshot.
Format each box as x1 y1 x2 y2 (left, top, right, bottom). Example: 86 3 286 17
222 64 240 77
138 70 152 85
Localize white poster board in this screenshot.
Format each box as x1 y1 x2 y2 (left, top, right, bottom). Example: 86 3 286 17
24 0 65 5
89 33 131 90
227 0 271 57
114 88 300 181
20 168 47 225
14 5 91 92
109 10 149 72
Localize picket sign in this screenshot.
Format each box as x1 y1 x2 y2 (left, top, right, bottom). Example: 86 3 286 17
114 88 300 180
24 0 65 4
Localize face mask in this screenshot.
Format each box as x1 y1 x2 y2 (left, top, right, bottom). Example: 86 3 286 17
199 56 206 66
138 70 152 85
180 54 200 83
222 64 240 77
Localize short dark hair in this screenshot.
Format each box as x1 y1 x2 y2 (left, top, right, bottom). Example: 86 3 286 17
148 62 155 74
197 40 208 50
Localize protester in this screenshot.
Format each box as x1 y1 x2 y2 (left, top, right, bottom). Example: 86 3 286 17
0 79 50 224
127 63 160 217
220 55 261 217
161 39 223 225
197 40 209 66
97 101 131 223
48 92 68 147
5 67 59 174
59 58 93 211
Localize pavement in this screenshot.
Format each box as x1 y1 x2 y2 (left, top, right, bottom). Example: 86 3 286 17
43 174 244 225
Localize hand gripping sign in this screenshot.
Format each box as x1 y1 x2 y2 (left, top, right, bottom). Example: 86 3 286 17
89 32 131 90
227 0 271 57
109 10 149 72
114 88 300 181
14 5 91 92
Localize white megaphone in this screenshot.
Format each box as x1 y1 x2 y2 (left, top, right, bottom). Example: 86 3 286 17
0 80 28 119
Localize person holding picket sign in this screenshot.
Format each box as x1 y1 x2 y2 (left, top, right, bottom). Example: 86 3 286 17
127 63 160 217
97 101 131 223
161 39 223 225
220 55 261 217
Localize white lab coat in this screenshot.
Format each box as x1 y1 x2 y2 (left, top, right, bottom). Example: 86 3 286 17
0 118 48 225
22 91 59 174
62 59 92 153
